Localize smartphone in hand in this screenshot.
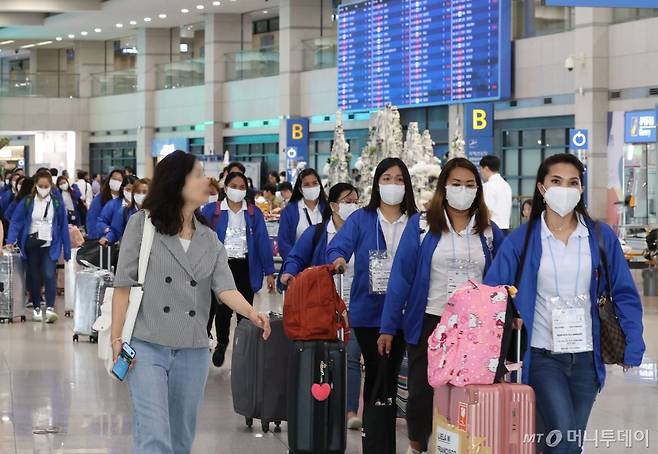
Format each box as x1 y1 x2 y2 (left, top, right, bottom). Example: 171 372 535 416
112 342 136 381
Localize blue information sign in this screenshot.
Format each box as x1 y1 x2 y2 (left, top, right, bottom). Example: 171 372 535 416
465 137 493 166
624 111 656 144
569 129 589 150
286 118 309 183
337 0 512 111
465 103 494 137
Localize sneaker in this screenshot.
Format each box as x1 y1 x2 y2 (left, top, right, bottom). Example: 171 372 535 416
32 309 42 322
406 447 422 454
347 413 362 431
212 343 228 368
45 308 58 324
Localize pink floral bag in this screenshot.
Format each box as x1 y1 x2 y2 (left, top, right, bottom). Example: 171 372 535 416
427 281 509 388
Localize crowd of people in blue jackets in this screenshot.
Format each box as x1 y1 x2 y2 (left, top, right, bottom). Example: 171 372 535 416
0 151 646 454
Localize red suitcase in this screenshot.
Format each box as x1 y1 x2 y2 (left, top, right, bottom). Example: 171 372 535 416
432 331 536 454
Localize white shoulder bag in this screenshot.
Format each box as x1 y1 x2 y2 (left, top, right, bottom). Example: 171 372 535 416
93 212 155 374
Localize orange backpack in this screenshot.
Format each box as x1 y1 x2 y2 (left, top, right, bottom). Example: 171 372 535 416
283 264 349 343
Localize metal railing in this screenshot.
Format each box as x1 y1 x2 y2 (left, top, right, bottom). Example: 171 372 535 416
90 69 138 97
0 72 79 98
302 36 337 71
225 49 279 81
156 58 205 90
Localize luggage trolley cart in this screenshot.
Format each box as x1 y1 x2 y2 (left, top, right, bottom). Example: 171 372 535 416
0 248 27 324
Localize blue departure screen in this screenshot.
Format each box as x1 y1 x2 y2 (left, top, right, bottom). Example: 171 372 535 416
337 0 511 111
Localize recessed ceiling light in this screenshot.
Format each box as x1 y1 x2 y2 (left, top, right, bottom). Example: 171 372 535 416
129 20 137 25
37 41 52 46
181 8 189 13
263 10 268 14
94 28 102 33
55 37 63 41
116 23 123 28
68 34 75 39
0 40 15 45
80 31 88 36
144 17 152 22
213 1 221 5
159 14 167 19
21 44 36 49
196 5 205 10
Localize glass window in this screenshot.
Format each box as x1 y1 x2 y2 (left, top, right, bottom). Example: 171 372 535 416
612 8 658 24
512 0 575 39
522 130 542 147
521 148 542 176
545 128 567 147
504 149 519 175
503 130 519 147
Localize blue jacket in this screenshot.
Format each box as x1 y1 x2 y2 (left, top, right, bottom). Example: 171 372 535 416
4 199 19 222
107 205 138 244
327 208 408 328
98 197 125 240
201 202 275 293
483 219 645 389
281 221 332 276
381 213 505 345
277 200 327 261
60 187 82 226
7 195 72 262
86 195 113 240
0 191 14 214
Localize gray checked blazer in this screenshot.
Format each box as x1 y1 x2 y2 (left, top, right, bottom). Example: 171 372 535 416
114 210 236 349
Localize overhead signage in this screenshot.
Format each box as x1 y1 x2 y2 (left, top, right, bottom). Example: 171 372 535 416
624 111 656 144
466 104 494 137
546 1 658 7
569 129 589 150
286 118 309 184
151 137 189 157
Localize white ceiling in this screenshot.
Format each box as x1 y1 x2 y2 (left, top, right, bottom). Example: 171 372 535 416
0 0 281 49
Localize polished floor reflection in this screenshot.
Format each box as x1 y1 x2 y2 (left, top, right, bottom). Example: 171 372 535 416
0 279 656 453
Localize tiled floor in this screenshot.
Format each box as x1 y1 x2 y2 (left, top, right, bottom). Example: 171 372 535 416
0 276 656 454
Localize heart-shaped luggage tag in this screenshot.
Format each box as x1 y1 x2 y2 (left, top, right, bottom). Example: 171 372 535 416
311 360 332 401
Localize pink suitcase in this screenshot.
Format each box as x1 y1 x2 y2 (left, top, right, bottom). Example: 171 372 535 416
433 331 536 454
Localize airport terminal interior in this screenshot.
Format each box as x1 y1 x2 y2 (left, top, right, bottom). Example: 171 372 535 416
0 0 657 453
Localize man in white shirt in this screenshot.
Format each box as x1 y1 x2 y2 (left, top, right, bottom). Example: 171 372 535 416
480 155 512 232
75 170 93 209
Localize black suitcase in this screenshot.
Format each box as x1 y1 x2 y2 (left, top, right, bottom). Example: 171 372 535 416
231 313 290 432
287 340 347 454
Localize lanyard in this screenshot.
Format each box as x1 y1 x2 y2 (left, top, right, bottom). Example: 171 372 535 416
547 236 582 298
42 200 51 220
303 208 313 226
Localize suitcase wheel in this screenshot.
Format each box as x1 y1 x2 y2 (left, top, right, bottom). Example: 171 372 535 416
20 316 26 322
274 421 281 433
245 417 253 428
72 334 79 343
90 336 97 344
0 319 5 324
261 421 269 433
64 311 72 318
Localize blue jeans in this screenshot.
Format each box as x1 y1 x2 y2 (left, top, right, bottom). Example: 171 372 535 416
346 333 362 414
529 348 599 454
127 338 210 454
26 246 56 308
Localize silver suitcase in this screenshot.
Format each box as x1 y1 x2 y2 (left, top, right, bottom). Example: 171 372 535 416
0 250 26 323
64 248 82 317
73 247 113 342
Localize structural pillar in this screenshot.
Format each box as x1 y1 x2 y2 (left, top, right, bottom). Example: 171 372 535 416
278 0 334 171
204 13 242 156
574 7 612 220
136 28 170 178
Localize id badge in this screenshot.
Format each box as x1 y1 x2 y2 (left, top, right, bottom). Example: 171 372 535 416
446 258 474 299
550 295 591 353
369 250 392 294
225 228 247 259
335 274 353 307
37 222 52 242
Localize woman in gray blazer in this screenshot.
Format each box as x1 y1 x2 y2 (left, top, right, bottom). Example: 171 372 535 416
111 150 271 454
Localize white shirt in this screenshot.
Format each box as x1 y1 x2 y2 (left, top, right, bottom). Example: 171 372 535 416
532 213 593 351
426 215 486 316
328 218 354 304
377 209 408 257
76 179 93 208
221 199 248 258
483 173 512 229
179 237 191 253
29 195 55 247
296 200 322 240
61 191 75 211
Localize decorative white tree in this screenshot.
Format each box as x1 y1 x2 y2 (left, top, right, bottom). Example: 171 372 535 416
327 110 353 187
448 126 466 161
401 122 422 165
409 129 442 209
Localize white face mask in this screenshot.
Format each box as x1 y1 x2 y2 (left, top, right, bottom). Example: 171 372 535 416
379 184 406 206
226 187 247 204
542 186 582 217
36 187 51 198
133 193 146 207
208 194 219 204
302 186 321 201
109 179 122 192
446 186 477 211
16 185 22 192
338 203 359 221
123 190 132 202
59 183 69 192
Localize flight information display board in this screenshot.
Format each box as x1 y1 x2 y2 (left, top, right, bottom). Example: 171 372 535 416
337 0 511 111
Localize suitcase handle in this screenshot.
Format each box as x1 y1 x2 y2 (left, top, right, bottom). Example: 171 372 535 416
506 323 524 384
